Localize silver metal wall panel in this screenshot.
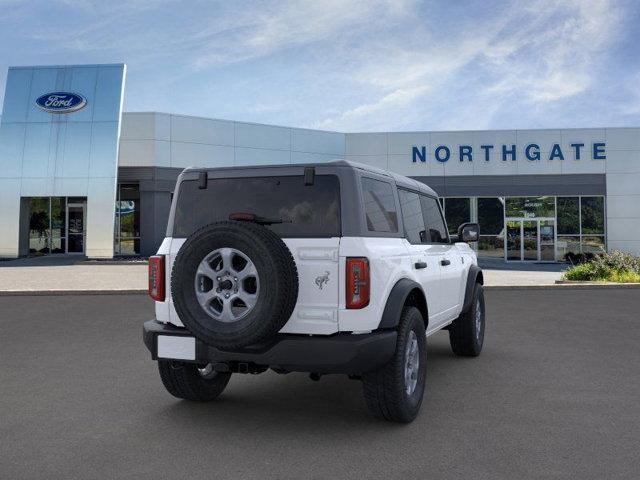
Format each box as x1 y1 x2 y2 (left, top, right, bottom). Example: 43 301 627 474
0 64 126 258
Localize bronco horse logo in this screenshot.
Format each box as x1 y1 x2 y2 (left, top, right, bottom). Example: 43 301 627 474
315 271 330 290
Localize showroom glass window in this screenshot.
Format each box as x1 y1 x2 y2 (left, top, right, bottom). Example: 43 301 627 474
443 197 471 235
557 197 579 235
28 197 51 254
555 196 606 257
557 197 580 258
505 196 555 218
477 197 505 258
114 184 141 255
581 197 605 234
27 196 86 255
50 198 65 253
580 197 605 254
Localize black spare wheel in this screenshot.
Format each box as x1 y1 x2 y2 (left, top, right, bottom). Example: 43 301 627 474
171 221 298 349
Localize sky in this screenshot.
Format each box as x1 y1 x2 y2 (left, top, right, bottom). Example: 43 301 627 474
0 0 639 132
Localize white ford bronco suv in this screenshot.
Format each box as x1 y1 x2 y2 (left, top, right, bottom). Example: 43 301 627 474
143 160 485 422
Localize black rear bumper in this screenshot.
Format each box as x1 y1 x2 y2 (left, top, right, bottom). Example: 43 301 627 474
143 320 397 375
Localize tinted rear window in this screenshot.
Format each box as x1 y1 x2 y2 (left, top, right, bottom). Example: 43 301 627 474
173 175 341 238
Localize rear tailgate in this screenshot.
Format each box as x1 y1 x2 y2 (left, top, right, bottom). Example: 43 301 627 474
156 237 340 334
156 169 343 334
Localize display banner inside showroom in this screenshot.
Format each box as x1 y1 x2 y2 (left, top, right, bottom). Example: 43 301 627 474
1 63 639 261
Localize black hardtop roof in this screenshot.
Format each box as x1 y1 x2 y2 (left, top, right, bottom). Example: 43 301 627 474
182 159 438 197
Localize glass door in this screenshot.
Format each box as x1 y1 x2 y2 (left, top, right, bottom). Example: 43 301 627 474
523 221 538 261
66 203 86 254
506 220 522 260
504 218 556 261
539 220 556 261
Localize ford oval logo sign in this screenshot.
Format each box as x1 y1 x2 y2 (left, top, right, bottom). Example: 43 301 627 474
35 92 87 114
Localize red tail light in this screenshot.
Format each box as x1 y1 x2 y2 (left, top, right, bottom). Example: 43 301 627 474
346 257 370 309
148 255 165 301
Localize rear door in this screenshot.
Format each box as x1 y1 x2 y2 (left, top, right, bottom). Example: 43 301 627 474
397 189 443 324
420 195 464 322
436 242 465 319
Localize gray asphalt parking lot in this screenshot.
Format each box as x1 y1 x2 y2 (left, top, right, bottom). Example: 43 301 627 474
1 289 639 479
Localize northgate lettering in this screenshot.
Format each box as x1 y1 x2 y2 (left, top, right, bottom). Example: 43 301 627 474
411 143 606 163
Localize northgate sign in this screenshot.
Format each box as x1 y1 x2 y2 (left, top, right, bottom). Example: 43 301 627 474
411 142 606 163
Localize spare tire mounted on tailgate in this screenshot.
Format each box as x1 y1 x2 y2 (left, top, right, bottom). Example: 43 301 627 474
171 221 298 349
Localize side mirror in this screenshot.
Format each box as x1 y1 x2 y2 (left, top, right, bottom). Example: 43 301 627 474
457 222 479 243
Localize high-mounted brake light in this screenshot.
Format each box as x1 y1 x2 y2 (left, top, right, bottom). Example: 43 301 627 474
346 257 370 309
148 255 165 301
229 212 256 221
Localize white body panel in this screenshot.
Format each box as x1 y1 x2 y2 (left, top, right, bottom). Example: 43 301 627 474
278 238 340 334
155 234 477 336
339 237 474 335
403 242 445 328
430 243 467 328
338 237 416 333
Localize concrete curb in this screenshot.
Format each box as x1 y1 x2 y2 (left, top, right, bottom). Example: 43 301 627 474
0 289 147 296
555 280 640 286
486 283 640 290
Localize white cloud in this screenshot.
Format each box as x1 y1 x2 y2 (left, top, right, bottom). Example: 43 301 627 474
315 0 625 130
2 0 630 130
313 85 428 130
190 0 411 69
482 0 622 104
617 71 640 116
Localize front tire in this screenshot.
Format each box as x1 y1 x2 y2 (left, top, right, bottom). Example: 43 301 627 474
158 361 231 401
362 306 427 423
449 283 485 356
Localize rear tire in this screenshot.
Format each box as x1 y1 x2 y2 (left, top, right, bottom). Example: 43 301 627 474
158 361 231 401
362 306 427 423
449 283 485 356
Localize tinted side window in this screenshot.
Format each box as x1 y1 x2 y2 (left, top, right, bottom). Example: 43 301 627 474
361 178 398 233
399 189 426 244
420 195 448 243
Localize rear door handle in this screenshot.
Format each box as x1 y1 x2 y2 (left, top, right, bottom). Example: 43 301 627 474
414 261 427 269
440 259 451 266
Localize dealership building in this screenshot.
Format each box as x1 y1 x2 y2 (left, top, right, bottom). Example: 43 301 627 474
1 63 639 261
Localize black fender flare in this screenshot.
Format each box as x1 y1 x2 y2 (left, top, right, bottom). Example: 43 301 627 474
461 265 484 314
377 278 428 330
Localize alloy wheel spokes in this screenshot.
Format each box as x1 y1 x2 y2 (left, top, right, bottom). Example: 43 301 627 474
194 247 260 323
